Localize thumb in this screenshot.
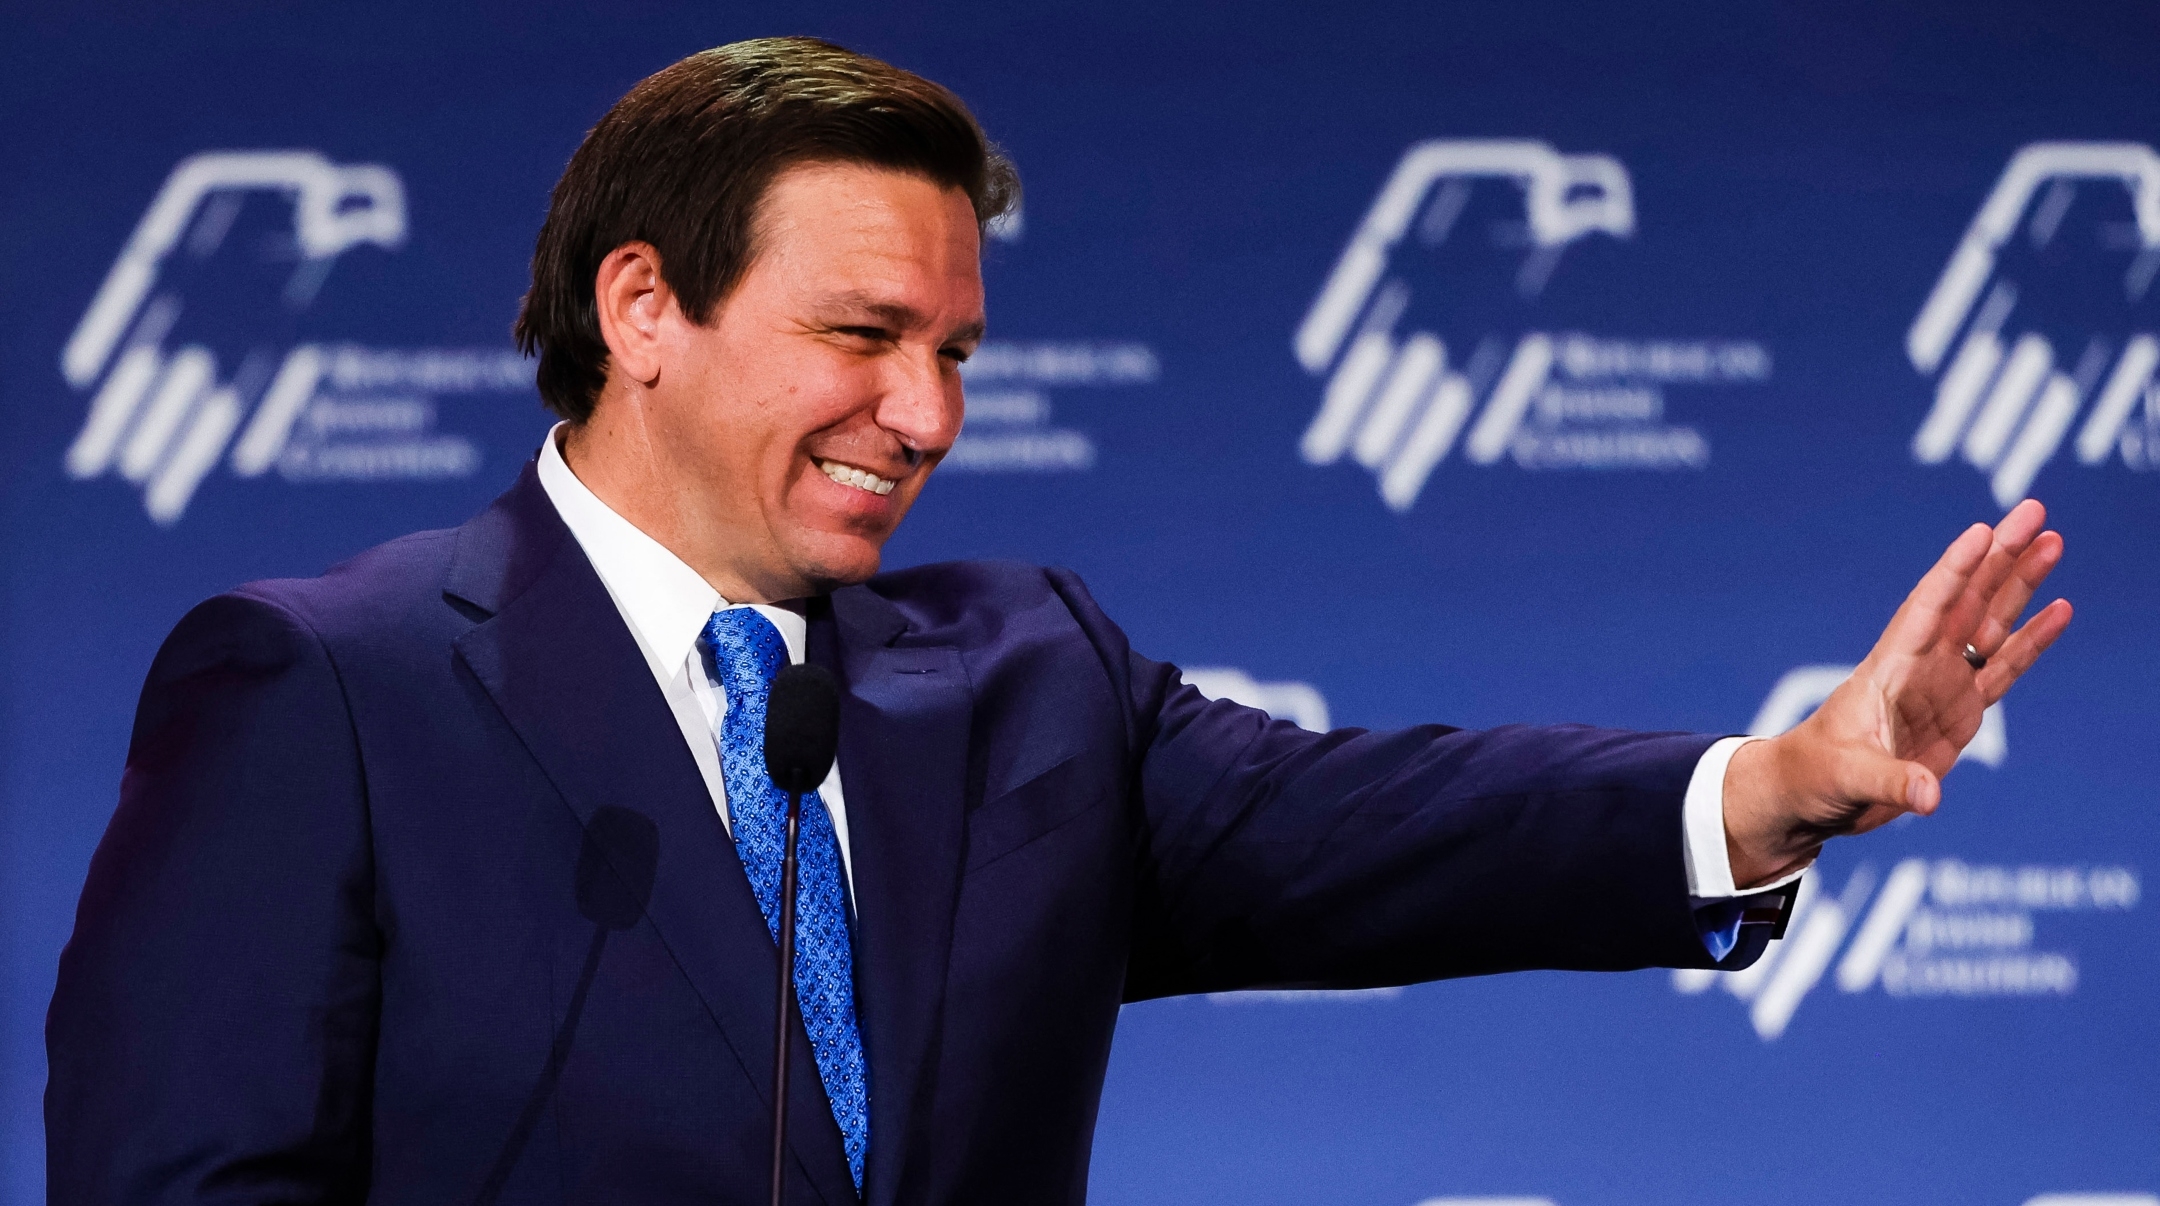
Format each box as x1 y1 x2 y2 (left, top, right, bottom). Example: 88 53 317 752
1841 745 1940 817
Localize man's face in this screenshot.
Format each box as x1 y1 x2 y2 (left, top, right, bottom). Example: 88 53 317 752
637 162 983 598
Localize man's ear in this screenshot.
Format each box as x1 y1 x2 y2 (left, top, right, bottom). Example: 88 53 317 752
594 241 673 387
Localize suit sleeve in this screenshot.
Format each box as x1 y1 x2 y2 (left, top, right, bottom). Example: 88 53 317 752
46 591 378 1203
1037 569 1757 1002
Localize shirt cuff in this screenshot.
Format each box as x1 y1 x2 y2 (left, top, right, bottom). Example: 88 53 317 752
1683 735 1811 961
1681 735 1811 898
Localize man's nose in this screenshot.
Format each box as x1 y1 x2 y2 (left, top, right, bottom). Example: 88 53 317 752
875 346 963 457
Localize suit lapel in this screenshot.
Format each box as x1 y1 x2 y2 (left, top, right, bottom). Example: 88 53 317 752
447 468 856 1205
810 588 971 1206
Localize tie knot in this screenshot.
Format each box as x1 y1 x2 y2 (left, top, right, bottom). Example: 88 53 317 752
701 607 786 702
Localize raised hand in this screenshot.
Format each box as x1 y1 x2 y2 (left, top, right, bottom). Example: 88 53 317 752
1722 499 2073 887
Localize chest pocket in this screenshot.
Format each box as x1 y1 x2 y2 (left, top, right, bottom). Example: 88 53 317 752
963 754 1110 872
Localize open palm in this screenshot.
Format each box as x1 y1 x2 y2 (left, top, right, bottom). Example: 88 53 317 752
1727 500 2072 883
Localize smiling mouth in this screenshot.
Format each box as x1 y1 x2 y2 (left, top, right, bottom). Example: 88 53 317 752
815 458 897 496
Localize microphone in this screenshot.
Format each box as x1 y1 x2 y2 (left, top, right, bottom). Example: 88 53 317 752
762 663 841 1206
766 664 841 796
473 806 659 1206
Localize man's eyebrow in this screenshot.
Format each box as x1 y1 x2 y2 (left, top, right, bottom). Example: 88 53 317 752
817 291 984 344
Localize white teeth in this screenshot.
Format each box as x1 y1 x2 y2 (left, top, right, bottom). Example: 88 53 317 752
817 459 895 496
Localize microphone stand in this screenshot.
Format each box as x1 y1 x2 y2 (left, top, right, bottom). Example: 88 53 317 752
762 660 839 1206
769 787 802 1206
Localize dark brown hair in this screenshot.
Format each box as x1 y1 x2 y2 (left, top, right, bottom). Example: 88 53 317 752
513 37 1019 422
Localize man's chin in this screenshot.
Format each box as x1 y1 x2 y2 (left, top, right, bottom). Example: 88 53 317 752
784 538 886 597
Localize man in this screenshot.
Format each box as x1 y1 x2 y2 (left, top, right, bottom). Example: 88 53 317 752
46 36 2070 1205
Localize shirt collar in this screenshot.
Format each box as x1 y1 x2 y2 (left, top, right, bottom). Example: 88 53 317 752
535 423 806 677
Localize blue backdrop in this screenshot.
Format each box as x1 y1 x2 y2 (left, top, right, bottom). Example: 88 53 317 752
4 3 2155 1202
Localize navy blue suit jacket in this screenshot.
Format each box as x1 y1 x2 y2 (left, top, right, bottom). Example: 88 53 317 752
48 463 1766 1204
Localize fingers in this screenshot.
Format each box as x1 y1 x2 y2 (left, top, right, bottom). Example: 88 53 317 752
1977 596 2073 704
1993 497 2049 550
1969 529 2064 657
1835 743 1941 825
1940 499 2049 651
1881 500 2061 664
1734 732 1942 871
1879 522 1994 657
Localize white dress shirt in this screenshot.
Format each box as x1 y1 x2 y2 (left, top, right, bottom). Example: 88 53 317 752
537 426 855 891
535 423 1797 924
1683 735 1794 898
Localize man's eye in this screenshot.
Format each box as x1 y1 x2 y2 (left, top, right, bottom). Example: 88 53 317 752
835 326 889 343
940 346 973 364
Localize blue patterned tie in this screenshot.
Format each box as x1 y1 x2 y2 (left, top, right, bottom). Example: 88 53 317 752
700 608 869 1193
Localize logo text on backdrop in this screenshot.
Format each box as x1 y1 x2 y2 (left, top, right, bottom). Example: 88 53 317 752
937 200 1159 475
1294 140 1770 511
1909 142 2160 507
1672 664 2137 1040
63 151 534 524
948 341 1158 473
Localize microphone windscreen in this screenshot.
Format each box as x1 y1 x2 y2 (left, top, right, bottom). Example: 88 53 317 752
575 806 659 931
765 663 841 795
